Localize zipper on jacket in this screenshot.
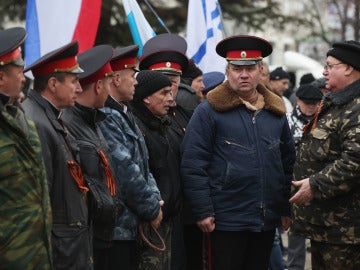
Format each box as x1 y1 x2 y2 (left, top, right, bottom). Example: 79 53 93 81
260 202 266 218
253 110 265 228
260 202 266 227
224 140 243 147
252 110 260 124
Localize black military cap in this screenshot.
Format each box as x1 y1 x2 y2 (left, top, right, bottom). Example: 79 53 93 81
141 33 187 58
77 45 114 86
216 35 272 66
139 33 189 76
0 27 26 66
327 40 360 71
139 50 189 76
24 40 83 77
111 45 139 72
296 83 323 104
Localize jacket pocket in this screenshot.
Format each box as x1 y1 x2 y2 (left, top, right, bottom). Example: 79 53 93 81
52 225 91 269
75 141 121 241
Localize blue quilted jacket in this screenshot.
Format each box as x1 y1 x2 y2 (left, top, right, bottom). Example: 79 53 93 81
181 82 296 232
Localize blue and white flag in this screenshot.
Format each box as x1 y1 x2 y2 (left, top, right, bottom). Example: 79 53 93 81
123 0 156 56
186 0 226 73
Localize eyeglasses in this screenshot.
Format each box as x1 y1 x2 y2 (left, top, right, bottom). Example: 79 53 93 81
323 62 345 71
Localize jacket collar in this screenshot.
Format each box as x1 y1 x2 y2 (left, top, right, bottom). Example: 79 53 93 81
105 95 126 112
206 81 286 116
28 89 61 119
73 102 106 126
130 100 170 131
0 93 10 107
326 78 360 105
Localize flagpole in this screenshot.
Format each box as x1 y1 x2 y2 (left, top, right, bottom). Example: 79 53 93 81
218 1 228 38
142 0 171 33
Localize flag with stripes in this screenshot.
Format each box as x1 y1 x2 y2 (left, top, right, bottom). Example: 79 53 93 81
25 0 101 68
123 0 156 56
186 0 226 73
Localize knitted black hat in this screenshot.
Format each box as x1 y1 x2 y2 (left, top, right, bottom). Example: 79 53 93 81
182 59 203 81
327 40 360 71
299 73 315 85
134 70 172 101
296 83 323 104
270 67 290 80
311 77 326 90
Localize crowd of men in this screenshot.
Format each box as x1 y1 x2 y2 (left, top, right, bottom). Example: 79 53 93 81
1 25 360 270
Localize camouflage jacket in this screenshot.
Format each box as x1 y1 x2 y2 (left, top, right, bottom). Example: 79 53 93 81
99 97 161 241
292 79 360 244
0 95 52 269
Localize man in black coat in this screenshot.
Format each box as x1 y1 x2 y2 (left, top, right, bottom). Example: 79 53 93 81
61 45 120 270
23 41 92 270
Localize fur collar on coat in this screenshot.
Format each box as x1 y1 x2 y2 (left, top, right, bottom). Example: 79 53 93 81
206 81 286 116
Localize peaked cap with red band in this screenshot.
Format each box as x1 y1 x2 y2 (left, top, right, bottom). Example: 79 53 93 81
24 40 83 77
0 27 26 67
216 35 273 66
78 45 114 86
139 33 189 76
111 45 139 72
139 51 189 76
141 33 187 57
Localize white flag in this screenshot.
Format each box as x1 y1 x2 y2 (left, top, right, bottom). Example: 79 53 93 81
122 0 156 56
186 0 226 73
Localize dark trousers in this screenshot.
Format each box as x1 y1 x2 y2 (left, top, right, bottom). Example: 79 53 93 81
210 229 275 270
171 214 187 270
184 224 203 270
94 240 137 270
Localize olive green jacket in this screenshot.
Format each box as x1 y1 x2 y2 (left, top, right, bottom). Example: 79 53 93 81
0 95 52 269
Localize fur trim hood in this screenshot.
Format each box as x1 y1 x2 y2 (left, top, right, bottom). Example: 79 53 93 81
207 81 286 116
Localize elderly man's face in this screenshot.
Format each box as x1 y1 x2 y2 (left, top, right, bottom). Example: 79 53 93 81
297 99 320 117
53 73 82 109
225 63 261 96
323 56 349 93
269 78 289 96
0 64 26 99
144 85 173 117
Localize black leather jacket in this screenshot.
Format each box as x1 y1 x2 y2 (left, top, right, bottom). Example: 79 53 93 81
23 91 92 269
62 102 120 246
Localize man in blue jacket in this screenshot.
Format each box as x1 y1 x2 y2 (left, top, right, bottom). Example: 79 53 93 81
180 35 296 270
99 45 163 270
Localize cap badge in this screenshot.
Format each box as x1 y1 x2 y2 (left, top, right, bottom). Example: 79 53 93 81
166 62 171 68
240 51 247 58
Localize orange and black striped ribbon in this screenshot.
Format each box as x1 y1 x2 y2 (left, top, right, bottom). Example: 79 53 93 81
98 149 116 196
